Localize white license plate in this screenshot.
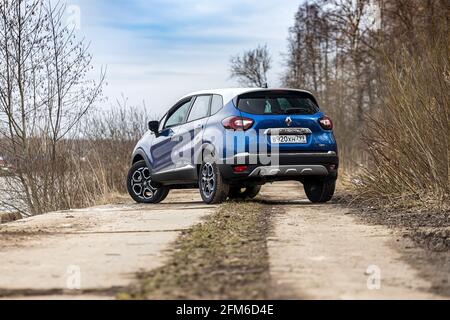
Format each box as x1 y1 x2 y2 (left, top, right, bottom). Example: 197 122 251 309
270 135 307 144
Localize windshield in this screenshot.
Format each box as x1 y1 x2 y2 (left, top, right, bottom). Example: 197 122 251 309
237 91 319 115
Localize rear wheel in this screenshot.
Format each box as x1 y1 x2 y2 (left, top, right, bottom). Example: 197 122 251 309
229 185 261 200
127 160 169 204
304 179 336 203
199 161 229 204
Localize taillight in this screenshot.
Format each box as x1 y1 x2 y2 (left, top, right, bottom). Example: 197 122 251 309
222 116 254 131
319 116 333 130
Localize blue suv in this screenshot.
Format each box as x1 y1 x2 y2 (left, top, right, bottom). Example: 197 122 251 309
127 88 338 204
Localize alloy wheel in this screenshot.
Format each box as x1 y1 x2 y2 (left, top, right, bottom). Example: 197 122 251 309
130 166 157 200
201 163 216 198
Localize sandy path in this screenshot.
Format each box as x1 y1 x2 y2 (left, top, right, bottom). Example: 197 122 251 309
263 182 447 299
0 190 213 299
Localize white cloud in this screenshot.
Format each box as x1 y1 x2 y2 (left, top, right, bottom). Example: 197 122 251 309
68 0 301 117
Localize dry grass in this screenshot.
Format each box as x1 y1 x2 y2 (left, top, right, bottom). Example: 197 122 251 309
0 211 22 224
0 101 150 215
354 36 449 211
122 202 272 300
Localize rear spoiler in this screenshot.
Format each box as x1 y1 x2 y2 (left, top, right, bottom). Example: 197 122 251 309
233 89 319 108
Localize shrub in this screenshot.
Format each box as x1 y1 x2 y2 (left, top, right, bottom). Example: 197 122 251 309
356 36 449 210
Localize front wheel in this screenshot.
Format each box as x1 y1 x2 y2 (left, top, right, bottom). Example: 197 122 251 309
304 179 336 203
127 160 169 204
199 161 229 204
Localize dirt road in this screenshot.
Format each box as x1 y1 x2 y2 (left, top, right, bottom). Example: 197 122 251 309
0 182 448 299
0 191 215 299
262 182 448 299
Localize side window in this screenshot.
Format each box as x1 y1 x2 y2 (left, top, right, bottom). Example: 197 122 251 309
164 100 192 128
210 95 223 115
187 95 211 122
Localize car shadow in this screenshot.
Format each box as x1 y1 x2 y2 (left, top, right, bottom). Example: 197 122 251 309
255 199 324 206
163 201 207 206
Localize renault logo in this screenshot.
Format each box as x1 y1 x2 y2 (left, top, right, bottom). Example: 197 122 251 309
285 117 293 127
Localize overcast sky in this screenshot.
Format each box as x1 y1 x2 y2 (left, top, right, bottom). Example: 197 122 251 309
68 0 301 116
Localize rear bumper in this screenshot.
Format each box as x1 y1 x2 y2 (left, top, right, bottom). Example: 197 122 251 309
218 151 338 184
249 165 329 177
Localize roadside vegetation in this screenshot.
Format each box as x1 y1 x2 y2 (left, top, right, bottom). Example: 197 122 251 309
0 1 149 217
122 202 272 299
232 0 449 212
356 36 449 211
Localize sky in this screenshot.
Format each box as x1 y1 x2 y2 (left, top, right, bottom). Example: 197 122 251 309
67 0 301 117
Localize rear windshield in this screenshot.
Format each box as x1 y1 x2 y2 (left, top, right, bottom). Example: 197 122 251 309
237 91 319 115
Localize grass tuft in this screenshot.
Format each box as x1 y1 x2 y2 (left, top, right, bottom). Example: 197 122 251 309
123 202 272 300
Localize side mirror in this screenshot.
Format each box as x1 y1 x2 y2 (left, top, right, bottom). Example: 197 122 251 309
148 121 159 134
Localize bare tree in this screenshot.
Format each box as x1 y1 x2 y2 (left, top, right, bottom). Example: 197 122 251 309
326 0 379 127
0 0 104 215
283 3 332 95
283 0 380 170
83 95 152 193
230 44 271 88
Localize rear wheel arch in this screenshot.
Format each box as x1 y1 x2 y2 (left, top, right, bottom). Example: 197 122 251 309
196 143 218 175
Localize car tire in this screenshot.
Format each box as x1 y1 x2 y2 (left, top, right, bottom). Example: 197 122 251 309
199 161 229 204
127 160 170 204
229 185 261 200
304 178 336 203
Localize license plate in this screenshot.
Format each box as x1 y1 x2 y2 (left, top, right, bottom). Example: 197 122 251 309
270 135 307 144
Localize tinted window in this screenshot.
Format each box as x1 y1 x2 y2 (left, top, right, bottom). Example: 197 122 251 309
210 95 223 115
237 91 319 115
187 95 211 122
165 100 191 128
